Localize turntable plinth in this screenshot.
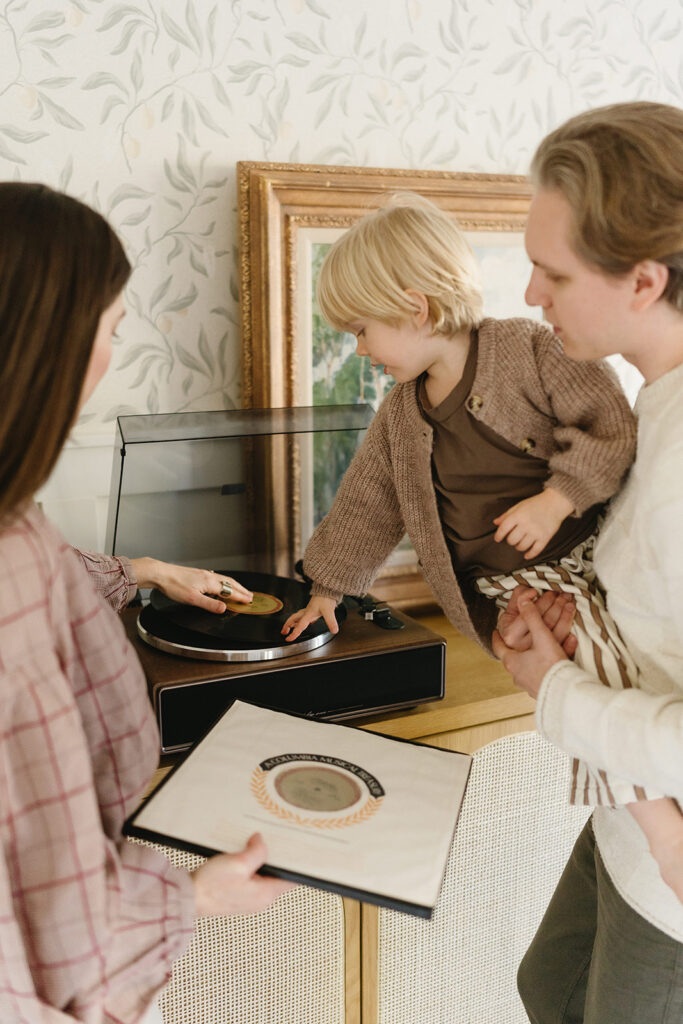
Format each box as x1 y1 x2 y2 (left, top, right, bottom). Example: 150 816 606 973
122 603 445 754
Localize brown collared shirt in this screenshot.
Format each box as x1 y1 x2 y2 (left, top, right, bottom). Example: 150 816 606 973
417 330 600 576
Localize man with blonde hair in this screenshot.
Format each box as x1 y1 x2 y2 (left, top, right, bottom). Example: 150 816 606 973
494 100 683 1023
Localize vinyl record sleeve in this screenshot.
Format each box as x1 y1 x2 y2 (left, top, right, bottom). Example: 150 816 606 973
124 700 472 918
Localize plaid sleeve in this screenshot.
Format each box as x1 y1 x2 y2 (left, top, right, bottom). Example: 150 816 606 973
0 663 195 1024
72 549 139 614
0 510 195 1022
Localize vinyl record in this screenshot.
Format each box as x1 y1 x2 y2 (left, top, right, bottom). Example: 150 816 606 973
137 569 345 662
273 765 362 811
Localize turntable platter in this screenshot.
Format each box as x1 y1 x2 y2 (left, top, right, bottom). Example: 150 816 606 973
137 569 345 662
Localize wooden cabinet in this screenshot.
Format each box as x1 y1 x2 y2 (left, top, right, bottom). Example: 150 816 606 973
347 613 535 1024
143 614 535 1024
356 612 535 751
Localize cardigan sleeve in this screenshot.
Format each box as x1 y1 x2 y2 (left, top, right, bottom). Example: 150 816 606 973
304 397 407 602
73 548 139 613
532 327 637 515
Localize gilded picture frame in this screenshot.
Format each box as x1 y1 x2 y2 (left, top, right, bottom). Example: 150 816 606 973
237 162 534 606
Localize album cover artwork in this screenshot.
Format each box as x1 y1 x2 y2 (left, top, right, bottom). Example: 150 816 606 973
124 700 472 917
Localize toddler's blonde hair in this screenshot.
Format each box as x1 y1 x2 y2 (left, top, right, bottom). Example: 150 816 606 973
317 193 483 335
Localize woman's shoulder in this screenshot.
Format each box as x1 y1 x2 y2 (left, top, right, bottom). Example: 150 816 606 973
0 503 63 581
0 505 69 661
0 506 124 676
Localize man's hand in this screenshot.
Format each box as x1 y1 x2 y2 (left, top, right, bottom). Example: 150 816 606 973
192 834 296 917
130 558 252 615
281 595 338 642
498 585 577 656
493 487 574 561
492 597 568 699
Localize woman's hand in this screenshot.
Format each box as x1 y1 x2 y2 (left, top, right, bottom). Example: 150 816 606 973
192 833 296 918
130 557 252 615
498 585 578 656
492 597 569 699
281 596 338 642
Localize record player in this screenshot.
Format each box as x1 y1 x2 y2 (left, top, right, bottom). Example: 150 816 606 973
108 406 445 754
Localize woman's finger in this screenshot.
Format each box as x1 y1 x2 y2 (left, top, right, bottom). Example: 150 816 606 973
212 574 253 604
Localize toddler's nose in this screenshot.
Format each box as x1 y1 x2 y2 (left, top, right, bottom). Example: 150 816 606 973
525 266 550 310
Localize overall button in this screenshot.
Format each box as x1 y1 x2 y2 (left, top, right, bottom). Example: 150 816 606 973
466 394 483 412
520 437 536 453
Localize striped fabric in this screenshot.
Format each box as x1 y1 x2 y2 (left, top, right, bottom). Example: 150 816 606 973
476 533 656 807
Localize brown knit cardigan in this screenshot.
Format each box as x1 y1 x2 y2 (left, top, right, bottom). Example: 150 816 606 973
303 317 637 654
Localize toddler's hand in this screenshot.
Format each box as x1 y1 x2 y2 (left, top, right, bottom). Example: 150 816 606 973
281 595 338 642
493 488 573 561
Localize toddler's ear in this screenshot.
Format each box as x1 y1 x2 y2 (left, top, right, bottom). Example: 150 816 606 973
404 289 430 326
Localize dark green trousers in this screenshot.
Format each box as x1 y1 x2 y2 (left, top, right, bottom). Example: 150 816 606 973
518 819 683 1023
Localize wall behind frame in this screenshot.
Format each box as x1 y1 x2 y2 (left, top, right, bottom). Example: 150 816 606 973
1 0 680 550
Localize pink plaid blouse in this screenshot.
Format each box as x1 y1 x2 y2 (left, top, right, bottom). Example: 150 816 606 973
0 504 195 1022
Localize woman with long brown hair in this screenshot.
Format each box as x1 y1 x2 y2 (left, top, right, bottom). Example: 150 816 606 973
0 183 291 1023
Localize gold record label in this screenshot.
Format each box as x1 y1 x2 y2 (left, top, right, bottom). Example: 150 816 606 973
221 591 284 615
251 755 385 830
274 766 361 812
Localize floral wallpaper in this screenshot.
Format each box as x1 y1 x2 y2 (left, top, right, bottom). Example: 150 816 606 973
1 0 681 542
2 0 682 435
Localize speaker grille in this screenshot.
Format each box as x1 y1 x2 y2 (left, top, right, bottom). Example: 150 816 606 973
135 844 346 1024
376 732 590 1024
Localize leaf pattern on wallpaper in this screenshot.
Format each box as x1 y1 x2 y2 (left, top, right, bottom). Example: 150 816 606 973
0 0 681 434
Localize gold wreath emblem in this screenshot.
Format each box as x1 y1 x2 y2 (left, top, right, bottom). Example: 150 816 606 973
250 767 383 829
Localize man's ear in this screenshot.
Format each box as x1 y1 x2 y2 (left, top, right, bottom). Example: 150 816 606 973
404 289 430 327
631 260 669 311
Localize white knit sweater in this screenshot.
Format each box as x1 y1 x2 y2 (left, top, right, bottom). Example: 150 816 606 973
536 360 683 940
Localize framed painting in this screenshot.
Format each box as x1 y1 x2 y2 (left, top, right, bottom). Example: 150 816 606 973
238 162 535 607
